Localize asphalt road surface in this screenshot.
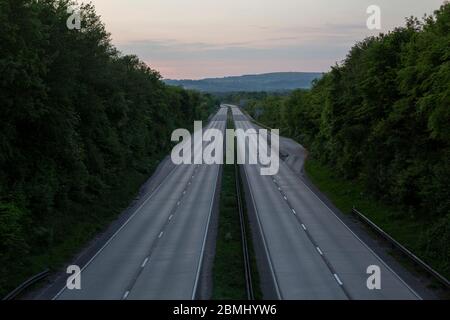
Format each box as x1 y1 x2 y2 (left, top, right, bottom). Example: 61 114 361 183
229 105 421 300
55 107 227 300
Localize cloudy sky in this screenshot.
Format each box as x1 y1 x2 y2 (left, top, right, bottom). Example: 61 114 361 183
89 0 445 79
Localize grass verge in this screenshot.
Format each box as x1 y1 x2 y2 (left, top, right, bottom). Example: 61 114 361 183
5 163 161 298
211 156 247 299
239 107 448 291
212 111 262 299
305 157 450 283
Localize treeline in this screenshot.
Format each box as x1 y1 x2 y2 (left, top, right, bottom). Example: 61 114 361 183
240 4 450 275
0 0 217 294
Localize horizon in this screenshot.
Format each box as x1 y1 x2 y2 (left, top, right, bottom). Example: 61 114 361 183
2 0 449 303
90 1 443 79
164 70 323 81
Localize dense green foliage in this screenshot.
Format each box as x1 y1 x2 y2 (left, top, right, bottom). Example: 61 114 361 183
241 4 450 276
0 0 216 295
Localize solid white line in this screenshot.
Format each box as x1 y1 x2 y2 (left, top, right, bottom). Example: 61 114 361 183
334 274 343 286
141 257 149 268
191 164 221 299
240 151 282 300
301 224 307 230
158 231 164 238
122 291 130 299
295 174 422 299
316 247 323 255
267 145 422 299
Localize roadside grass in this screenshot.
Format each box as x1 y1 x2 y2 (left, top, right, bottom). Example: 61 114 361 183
239 167 263 300
303 157 448 281
4 162 160 298
3 112 217 298
239 107 448 291
212 160 247 299
212 111 262 299
304 159 425 246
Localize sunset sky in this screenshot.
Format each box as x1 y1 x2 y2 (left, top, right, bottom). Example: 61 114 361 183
89 0 445 79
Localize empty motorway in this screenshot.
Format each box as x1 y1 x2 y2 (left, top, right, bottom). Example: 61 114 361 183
51 105 422 300
229 105 421 300
54 107 227 300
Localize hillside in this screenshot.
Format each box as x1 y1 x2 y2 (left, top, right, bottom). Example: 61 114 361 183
165 72 322 92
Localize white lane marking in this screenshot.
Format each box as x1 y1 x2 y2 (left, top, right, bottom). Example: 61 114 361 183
183 190 186 194
283 196 288 201
141 257 149 268
158 231 164 238
334 274 343 286
168 214 173 221
240 156 282 300
123 291 130 299
292 209 296 215
191 165 221 300
177 201 180 206
316 247 323 255
278 187 281 191
52 114 222 300
301 224 307 230
296 176 422 299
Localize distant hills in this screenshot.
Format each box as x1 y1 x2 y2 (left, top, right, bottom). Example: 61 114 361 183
164 72 323 92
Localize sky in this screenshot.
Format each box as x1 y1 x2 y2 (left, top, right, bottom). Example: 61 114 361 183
89 0 445 79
